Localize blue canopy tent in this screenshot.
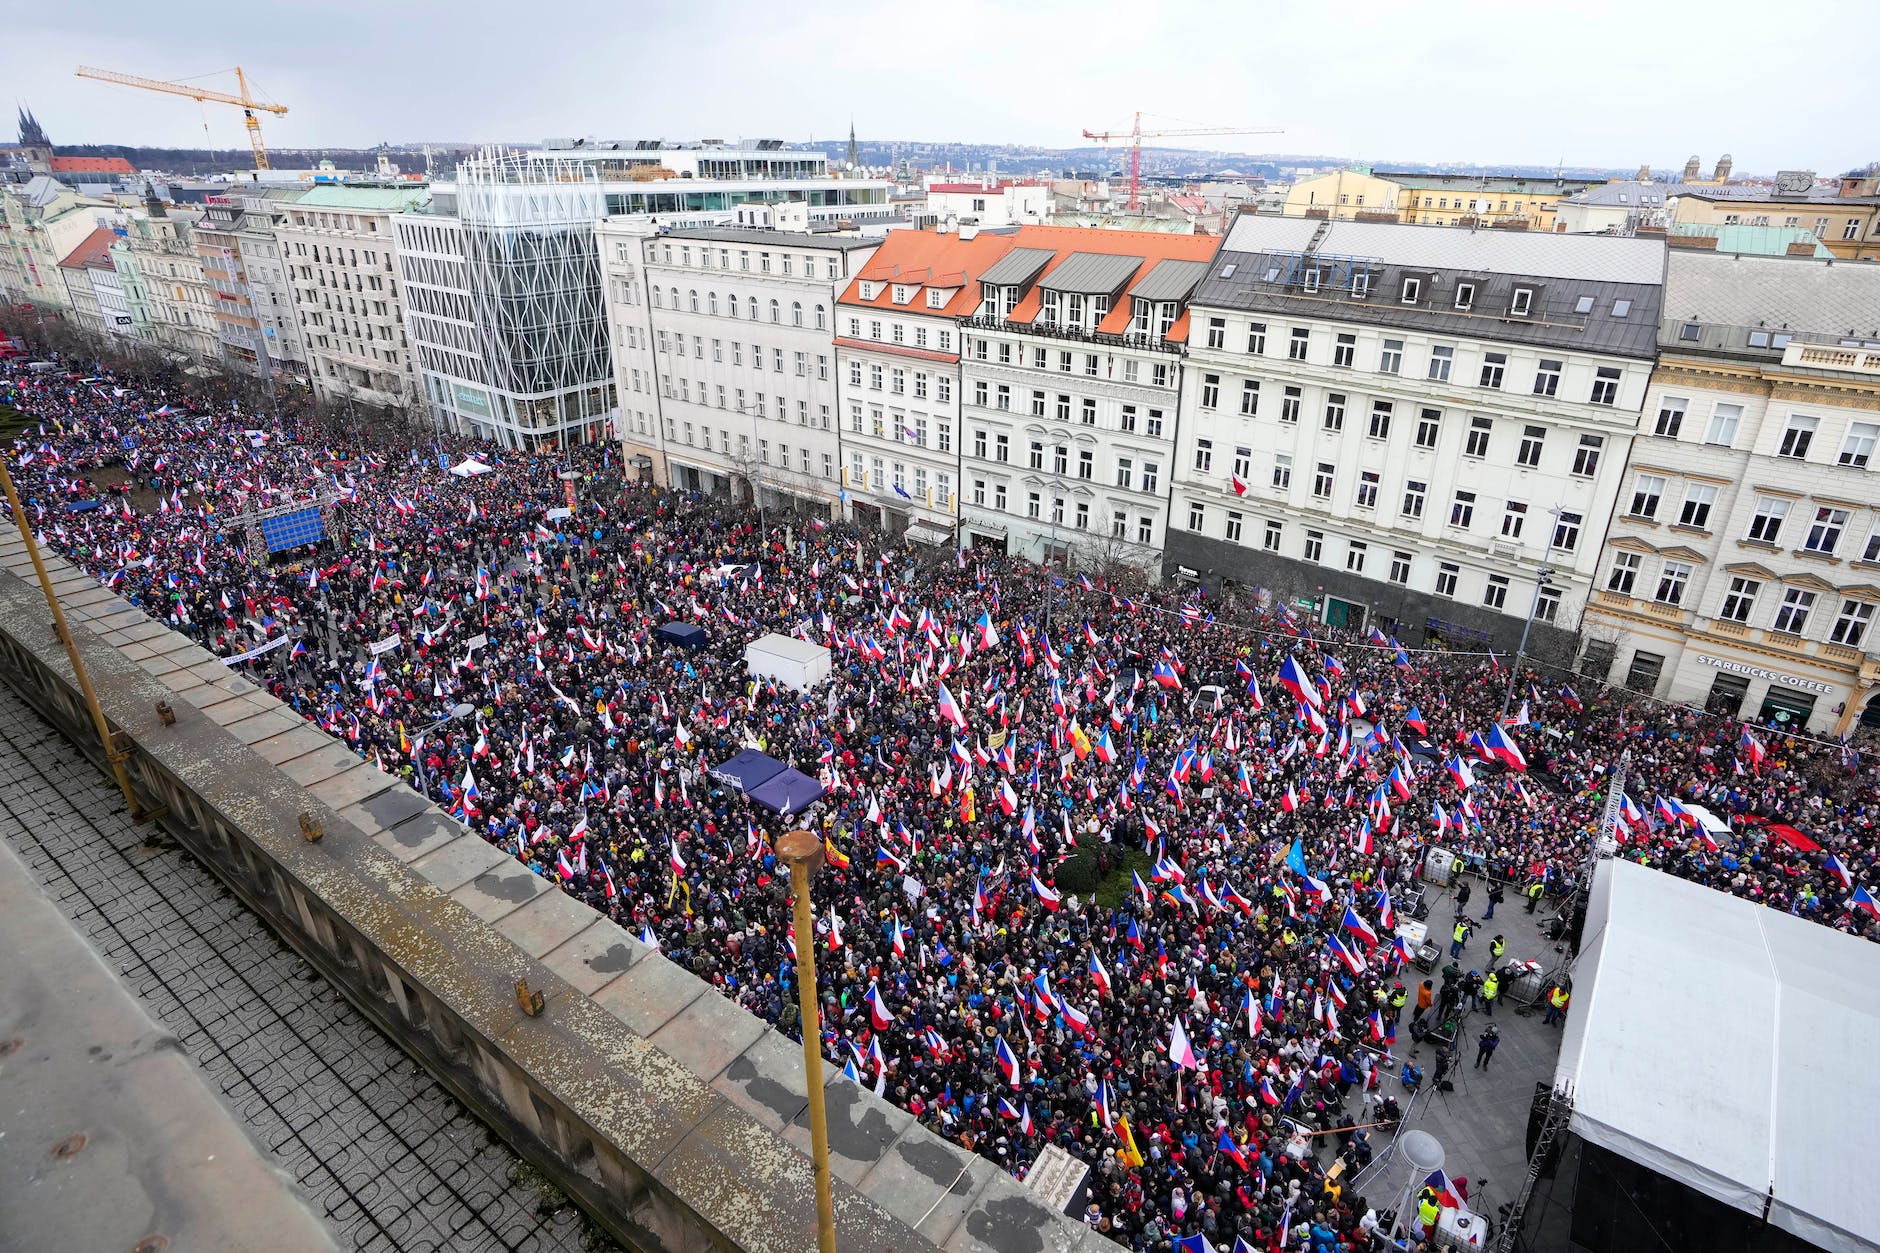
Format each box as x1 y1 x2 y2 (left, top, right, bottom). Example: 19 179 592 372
63 499 101 513
747 768 827 818
710 749 785 794
655 621 708 651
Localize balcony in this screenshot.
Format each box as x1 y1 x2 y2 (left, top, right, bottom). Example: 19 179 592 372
1784 339 1880 376
961 313 1184 356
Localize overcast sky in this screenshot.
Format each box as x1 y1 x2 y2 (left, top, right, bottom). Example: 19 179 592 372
14 0 1876 174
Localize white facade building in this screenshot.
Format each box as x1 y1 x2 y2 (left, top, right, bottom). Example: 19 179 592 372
600 221 879 513
834 226 1020 543
1166 215 1665 657
88 255 134 337
954 225 1221 575
925 179 1052 229
278 183 429 411
1582 250 1880 734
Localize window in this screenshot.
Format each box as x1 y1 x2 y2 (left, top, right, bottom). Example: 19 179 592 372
1450 490 1476 528
1333 333 1356 368
1288 328 1309 361
1146 410 1164 438
1232 445 1253 481
1435 562 1459 597
1607 552 1641 594
1402 479 1426 519
1224 511 1243 543
1772 588 1816 635
1747 498 1789 544
1840 422 1879 468
1053 445 1069 476
1264 520 1284 551
1119 403 1137 432
1401 277 1421 304
1864 524 1880 564
1832 600 1875 647
1516 425 1546 467
1201 374 1221 409
1272 454 1292 490
1654 397 1686 438
1718 577 1760 623
1845 219 1862 241
1137 516 1153 544
1678 484 1718 530
1368 401 1392 440
1511 287 1534 317
1455 281 1476 311
1428 345 1454 382
1247 322 1266 354
1141 462 1159 493
973 429 988 459
1590 366 1620 406
1081 398 1096 426
993 484 1006 510
1536 587 1561 622
1111 510 1128 539
1611 299 1631 318
1480 352 1506 389
1484 575 1509 611
1573 434 1603 477
1553 510 1582 552
1055 395 1071 422
1705 403 1742 446
1805 506 1848 554
1502 501 1527 539
1078 449 1094 480
1389 551 1412 584
1280 387 1301 424
1779 415 1817 459
1029 441 1044 471
1379 339 1403 374
1533 359 1562 397
1464 416 1492 458
1116 457 1134 490
1313 462 1335 499
1323 393 1346 432
1194 438 1213 473
1356 470 1380 509
994 434 1009 463
1655 561 1691 606
1206 317 1226 349
1188 501 1205 532
1415 409 1441 449
1629 473 1665 519
1347 540 1368 573
1303 531 1324 563
1239 379 1260 416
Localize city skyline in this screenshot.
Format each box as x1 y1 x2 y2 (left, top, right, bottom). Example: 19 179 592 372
10 0 1877 175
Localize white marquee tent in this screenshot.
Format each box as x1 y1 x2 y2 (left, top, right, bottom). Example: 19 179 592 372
1559 859 1880 1252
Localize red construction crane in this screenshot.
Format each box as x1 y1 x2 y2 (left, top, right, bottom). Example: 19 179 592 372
1081 113 1283 211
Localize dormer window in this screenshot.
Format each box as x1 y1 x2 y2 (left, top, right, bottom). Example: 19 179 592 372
1611 299 1632 318
859 280 879 300
1132 297 1153 336
1454 281 1475 311
1302 268 1321 293
927 287 947 309
891 284 913 305
1510 287 1535 317
1040 290 1061 324
1350 272 1370 299
1401 277 1422 304
1574 295 1595 314
1263 266 1281 282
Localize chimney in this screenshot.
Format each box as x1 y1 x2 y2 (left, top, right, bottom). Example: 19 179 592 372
1683 155 1701 182
958 223 979 241
1713 154 1733 182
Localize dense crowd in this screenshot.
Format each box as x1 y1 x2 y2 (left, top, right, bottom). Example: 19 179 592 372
5 358 1878 1252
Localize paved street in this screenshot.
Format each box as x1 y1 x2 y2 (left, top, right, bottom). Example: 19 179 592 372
0 681 595 1253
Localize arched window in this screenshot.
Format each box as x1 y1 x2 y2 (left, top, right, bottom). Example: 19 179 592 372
708 292 718 316
669 287 680 308
815 303 827 330
791 301 803 327
650 287 663 308
747 296 759 320
688 289 699 312
769 298 781 323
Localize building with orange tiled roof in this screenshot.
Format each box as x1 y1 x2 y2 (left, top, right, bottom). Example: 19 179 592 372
954 225 1222 574
56 227 120 338
834 224 1026 539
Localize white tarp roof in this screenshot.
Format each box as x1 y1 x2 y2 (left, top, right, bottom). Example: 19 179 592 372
1680 801 1732 836
1559 860 1880 1252
746 633 828 666
448 458 494 477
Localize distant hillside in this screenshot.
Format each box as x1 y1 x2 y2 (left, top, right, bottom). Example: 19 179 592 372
53 143 464 177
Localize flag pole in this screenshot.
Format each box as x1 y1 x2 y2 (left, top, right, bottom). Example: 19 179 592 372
777 828 836 1253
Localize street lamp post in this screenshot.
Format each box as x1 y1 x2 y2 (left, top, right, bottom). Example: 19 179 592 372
1502 505 1563 718
1041 441 1068 640
775 828 835 1253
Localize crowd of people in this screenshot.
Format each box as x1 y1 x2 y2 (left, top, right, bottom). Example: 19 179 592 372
5 356 1878 1252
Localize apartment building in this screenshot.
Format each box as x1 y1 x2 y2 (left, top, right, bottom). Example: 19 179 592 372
56 228 116 338
955 226 1220 575
400 140 891 450
0 175 112 312
1167 215 1665 658
1581 250 1880 734
1668 168 1880 261
278 183 428 410
193 196 273 377
119 192 219 360
600 219 878 513
834 226 1021 543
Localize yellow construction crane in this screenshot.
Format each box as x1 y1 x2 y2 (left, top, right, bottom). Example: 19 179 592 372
75 65 288 170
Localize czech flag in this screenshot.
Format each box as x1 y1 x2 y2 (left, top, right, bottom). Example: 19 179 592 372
1485 722 1528 771
935 682 968 729
1278 655 1321 709
1327 933 1366 975
1446 755 1477 790
995 1036 1021 1087
865 981 895 1029
1404 706 1428 735
1151 659 1181 689
976 612 1000 650
1088 950 1112 996
1167 1017 1202 1072
1217 1129 1251 1169
1825 855 1854 890
1853 885 1880 919
1031 874 1063 911
1062 1001 1092 1037
1342 905 1380 948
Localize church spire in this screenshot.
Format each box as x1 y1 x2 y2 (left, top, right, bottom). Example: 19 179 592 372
845 119 859 171
18 105 49 150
